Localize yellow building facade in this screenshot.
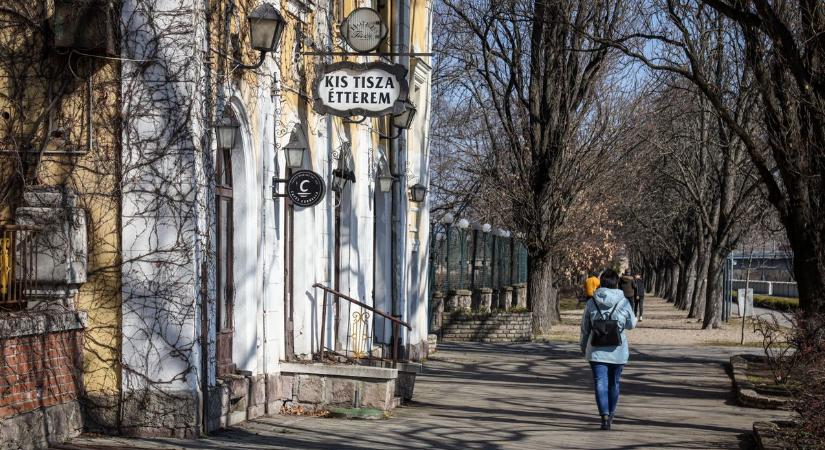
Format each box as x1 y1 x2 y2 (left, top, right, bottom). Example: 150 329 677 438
1 0 432 441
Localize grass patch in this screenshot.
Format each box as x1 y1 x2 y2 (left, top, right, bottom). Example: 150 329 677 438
328 407 389 420
559 297 581 311
732 291 799 311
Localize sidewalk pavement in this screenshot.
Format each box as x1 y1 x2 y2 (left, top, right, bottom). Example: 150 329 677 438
58 336 790 449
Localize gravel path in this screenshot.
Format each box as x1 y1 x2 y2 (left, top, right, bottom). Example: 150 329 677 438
548 296 778 347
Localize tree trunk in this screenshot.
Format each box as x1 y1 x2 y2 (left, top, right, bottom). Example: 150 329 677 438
784 222 825 314
675 261 688 307
676 248 698 310
667 264 680 302
689 245 710 319
527 255 560 335
702 253 725 329
681 249 698 311
656 263 668 297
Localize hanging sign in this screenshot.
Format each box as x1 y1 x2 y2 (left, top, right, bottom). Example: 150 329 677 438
340 7 388 53
313 61 409 118
287 170 325 207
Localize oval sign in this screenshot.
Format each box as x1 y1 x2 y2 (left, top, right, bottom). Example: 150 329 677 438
287 170 325 207
313 61 409 117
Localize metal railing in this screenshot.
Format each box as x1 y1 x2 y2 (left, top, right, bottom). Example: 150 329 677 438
0 224 41 310
313 283 412 366
429 222 528 293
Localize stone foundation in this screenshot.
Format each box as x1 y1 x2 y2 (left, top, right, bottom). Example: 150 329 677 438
395 363 422 402
0 310 86 449
472 288 493 311
512 283 527 309
278 363 400 411
446 289 472 311
439 312 532 343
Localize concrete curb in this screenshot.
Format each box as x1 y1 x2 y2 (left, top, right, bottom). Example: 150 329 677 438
753 420 798 450
730 355 792 410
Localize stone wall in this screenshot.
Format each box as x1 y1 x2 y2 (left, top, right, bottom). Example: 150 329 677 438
0 311 86 449
277 363 400 412
439 312 532 343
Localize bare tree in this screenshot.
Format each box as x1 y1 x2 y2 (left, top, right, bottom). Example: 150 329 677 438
435 0 629 333
608 0 825 313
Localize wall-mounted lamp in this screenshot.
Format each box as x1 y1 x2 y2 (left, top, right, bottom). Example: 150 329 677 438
392 100 417 130
331 168 356 193
235 3 287 70
380 100 417 140
282 126 308 169
409 183 427 203
378 172 394 193
284 146 305 169
215 116 239 150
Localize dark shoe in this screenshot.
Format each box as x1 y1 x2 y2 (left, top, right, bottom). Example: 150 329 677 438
600 415 610 430
608 413 615 429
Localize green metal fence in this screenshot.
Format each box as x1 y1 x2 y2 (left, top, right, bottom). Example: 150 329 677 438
429 223 528 294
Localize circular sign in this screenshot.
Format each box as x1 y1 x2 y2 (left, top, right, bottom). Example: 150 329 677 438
287 170 325 207
340 7 387 53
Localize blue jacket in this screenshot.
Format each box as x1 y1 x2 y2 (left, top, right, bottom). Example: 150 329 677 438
580 287 637 364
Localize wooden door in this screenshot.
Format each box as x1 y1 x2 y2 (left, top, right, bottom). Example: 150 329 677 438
216 148 235 376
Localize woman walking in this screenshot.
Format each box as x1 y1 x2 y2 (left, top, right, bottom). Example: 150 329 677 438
580 269 637 430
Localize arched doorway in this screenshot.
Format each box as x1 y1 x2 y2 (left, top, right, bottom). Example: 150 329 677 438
215 100 259 376
216 144 235 376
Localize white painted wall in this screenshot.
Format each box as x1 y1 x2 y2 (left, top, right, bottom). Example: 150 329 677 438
120 0 201 394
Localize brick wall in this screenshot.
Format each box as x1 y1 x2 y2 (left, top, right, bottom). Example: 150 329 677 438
0 330 83 418
0 311 85 449
439 312 532 343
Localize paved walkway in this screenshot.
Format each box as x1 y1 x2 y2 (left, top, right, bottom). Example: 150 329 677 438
60 325 790 449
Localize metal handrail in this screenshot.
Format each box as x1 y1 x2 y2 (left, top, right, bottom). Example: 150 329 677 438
312 283 411 330
312 282 410 365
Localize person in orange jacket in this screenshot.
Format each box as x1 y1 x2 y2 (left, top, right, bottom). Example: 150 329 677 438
584 272 601 299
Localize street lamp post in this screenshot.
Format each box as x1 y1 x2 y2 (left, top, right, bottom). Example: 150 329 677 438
457 219 469 289
441 213 454 291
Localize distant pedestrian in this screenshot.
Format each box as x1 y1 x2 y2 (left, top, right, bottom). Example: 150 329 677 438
584 272 600 299
634 273 645 321
580 269 637 430
618 269 637 311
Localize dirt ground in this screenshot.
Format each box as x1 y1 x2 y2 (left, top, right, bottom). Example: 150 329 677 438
545 295 788 348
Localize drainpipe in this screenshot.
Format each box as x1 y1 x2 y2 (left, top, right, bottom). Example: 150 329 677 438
325 2 336 357
199 0 213 434
390 0 411 359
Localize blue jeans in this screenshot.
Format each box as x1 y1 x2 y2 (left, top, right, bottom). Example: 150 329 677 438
589 362 624 416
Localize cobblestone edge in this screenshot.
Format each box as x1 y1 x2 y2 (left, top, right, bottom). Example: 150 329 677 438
730 355 791 410
752 420 800 450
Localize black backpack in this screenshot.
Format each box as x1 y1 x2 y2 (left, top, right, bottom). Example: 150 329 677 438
590 300 621 347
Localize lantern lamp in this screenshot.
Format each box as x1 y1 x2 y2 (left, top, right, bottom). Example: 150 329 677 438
378 173 394 193
392 100 417 130
284 147 305 169
215 117 239 150
248 3 286 52
409 183 427 203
